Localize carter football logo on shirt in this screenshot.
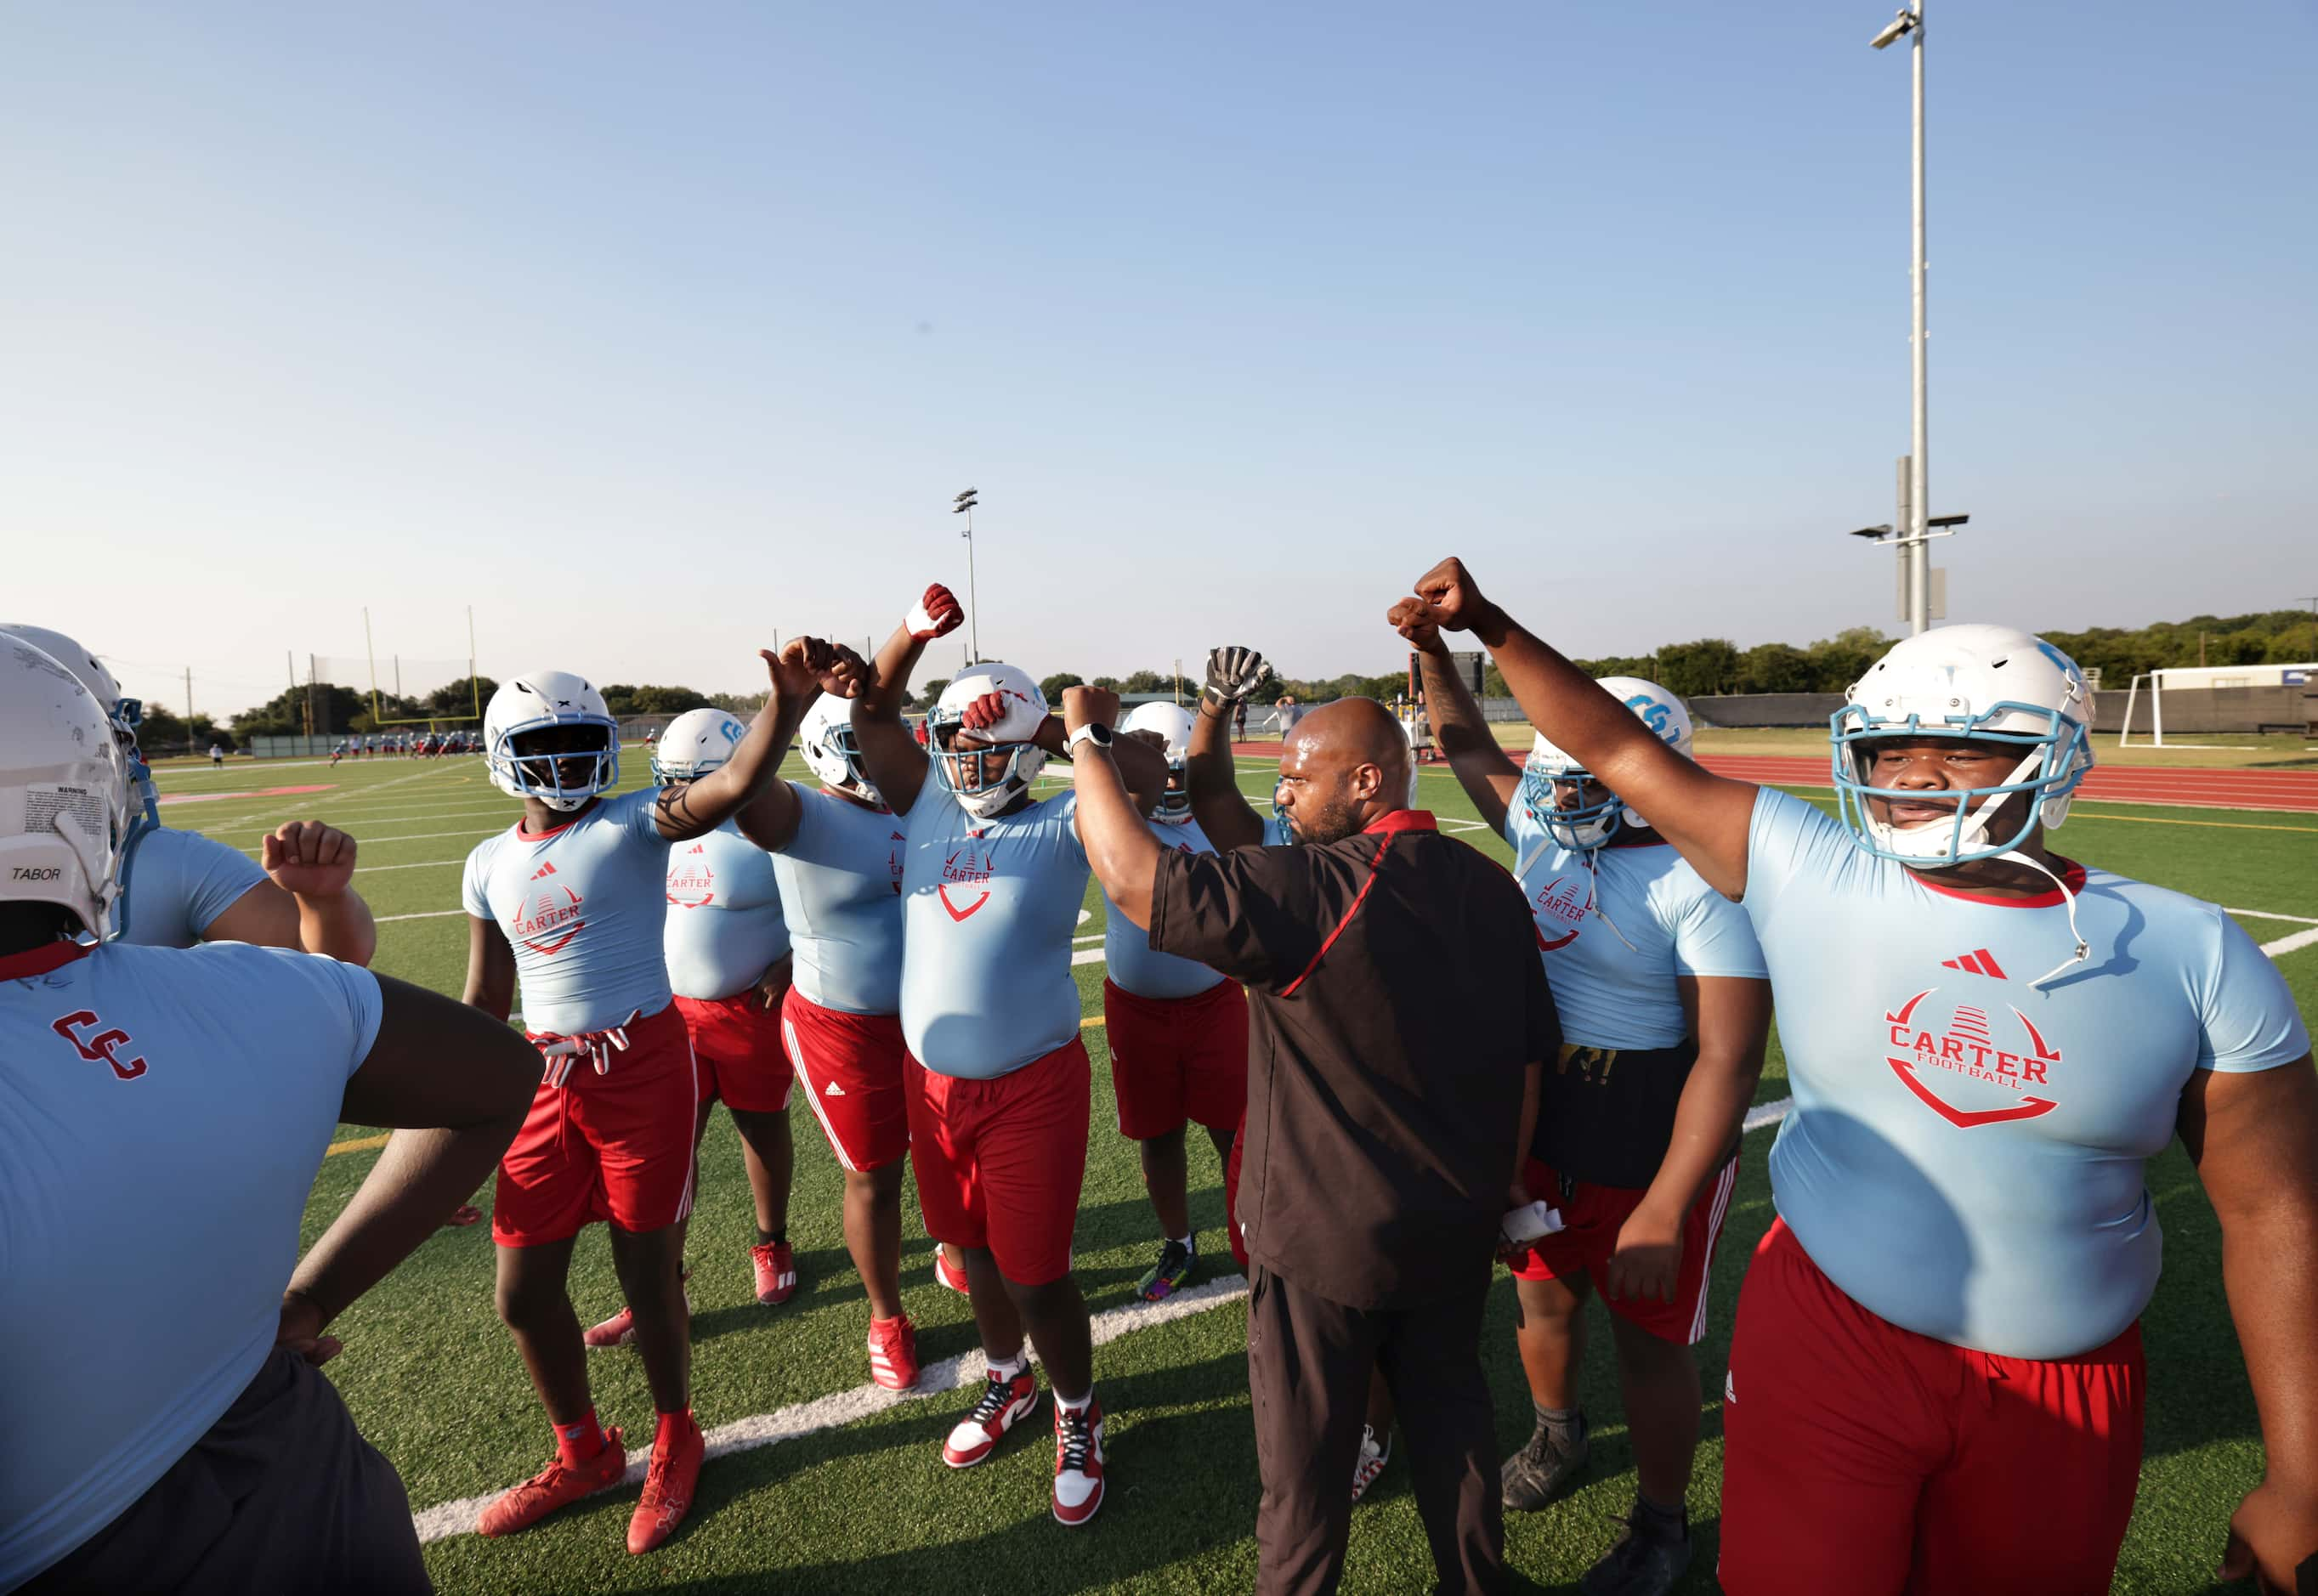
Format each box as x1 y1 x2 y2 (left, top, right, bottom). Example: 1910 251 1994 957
513 884 587 955
1883 989 2061 1128
1531 875 1590 952
666 846 715 909
938 845 996 921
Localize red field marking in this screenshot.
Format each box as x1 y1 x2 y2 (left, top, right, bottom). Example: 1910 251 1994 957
1697 756 2318 815
156 784 336 806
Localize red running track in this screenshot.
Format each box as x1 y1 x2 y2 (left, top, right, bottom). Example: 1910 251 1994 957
1227 743 2318 814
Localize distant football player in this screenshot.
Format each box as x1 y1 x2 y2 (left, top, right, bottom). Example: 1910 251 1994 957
850 584 1166 1527
739 690 921 1389
1100 701 1246 1303
459 646 853 1556
1393 557 2318 1595
1404 622 1771 1596
0 635 540 1594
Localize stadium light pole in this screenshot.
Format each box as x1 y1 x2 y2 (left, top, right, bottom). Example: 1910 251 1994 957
1870 3 1930 633
953 488 981 665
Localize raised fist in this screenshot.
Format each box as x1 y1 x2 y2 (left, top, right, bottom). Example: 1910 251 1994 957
905 585 965 642
1063 684 1121 736
263 821 357 899
959 691 1010 732
1408 557 1491 635
1386 596 1445 654
1203 646 1272 708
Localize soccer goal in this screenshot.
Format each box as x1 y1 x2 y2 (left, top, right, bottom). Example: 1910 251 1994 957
2115 667 2286 750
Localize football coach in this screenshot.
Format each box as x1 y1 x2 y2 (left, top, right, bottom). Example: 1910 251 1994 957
1063 682 1556 1596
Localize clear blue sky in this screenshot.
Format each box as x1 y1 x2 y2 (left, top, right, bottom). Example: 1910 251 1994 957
7 2 2311 716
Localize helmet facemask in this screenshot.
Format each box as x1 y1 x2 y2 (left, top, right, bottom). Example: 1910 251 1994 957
1831 708 2088 869
928 721 1045 819
498 722 619 812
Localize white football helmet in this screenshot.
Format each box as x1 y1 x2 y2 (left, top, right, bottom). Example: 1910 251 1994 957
801 693 881 804
484 671 621 812
1833 624 2093 868
1522 676 1692 850
0 634 132 938
652 707 748 783
1122 701 1195 823
927 664 1049 819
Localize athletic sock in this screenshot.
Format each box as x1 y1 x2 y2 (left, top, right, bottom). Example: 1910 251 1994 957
1055 1387 1093 1415
1170 1234 1193 1254
555 1408 607 1468
1634 1492 1686 1539
986 1349 1030 1381
757 1227 786 1248
1533 1403 1583 1446
654 1408 699 1450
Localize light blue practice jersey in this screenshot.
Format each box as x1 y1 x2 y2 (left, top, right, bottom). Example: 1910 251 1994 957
662 818 790 1002
115 825 269 948
899 789 1088 1079
0 940 381 1589
1504 807 1765 1050
463 788 672 1035
1745 787 2310 1359
769 784 906 1016
1105 817 1229 1001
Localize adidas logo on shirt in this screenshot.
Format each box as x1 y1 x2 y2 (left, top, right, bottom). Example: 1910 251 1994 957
825 1081 847 1097
530 860 558 881
1940 948 2008 979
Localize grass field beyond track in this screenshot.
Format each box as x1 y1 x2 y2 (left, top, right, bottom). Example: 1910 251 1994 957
149 745 2316 1594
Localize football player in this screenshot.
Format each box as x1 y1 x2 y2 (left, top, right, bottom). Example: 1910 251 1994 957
850 585 1166 1527
0 635 539 1593
738 688 921 1389
581 707 801 1350
1101 701 1247 1304
1404 623 1771 1596
1393 557 2318 1595
459 644 854 1556
0 625 377 965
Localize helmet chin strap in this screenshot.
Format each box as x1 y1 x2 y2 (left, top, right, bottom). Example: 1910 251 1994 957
1995 847 2090 989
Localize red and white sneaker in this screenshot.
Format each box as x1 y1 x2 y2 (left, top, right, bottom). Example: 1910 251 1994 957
626 1413 704 1555
475 1428 627 1537
867 1314 920 1390
1052 1397 1107 1526
585 1274 693 1349
751 1241 796 1305
932 1242 970 1294
943 1363 1038 1468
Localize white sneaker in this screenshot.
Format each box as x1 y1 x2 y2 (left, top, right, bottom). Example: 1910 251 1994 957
1352 1423 1390 1503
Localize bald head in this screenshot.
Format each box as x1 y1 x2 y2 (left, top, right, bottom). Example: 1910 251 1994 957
1276 697 1414 846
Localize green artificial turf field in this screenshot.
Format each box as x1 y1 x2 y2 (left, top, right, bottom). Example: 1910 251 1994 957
151 746 2316 1593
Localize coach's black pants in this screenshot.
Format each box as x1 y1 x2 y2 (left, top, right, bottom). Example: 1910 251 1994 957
21 1347 431 1595
1246 1262 1505 1596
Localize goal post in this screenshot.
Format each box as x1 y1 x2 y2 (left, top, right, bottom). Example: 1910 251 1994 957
2116 673 2159 747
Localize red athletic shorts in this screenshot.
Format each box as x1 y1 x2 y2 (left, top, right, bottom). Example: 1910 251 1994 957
905 1036 1091 1287
675 990 793 1113
1102 977 1249 1140
1718 1218 2145 1596
1503 1154 1737 1346
494 1002 700 1247
782 988 911 1172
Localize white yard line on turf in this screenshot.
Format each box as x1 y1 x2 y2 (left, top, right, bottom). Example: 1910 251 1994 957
236 826 503 855
2261 928 2318 959
2229 908 2318 925
409 1271 1254 1544
376 909 470 923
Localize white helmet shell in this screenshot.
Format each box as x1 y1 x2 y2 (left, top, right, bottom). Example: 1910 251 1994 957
653 707 748 783
801 693 881 804
1121 701 1195 823
1833 624 2093 868
927 664 1049 819
0 634 130 937
1522 676 1692 848
484 671 621 812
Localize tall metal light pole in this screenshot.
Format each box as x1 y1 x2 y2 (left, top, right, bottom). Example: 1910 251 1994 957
952 488 981 665
1872 3 1930 632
